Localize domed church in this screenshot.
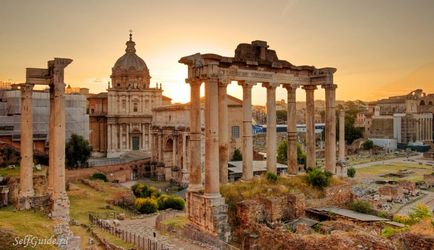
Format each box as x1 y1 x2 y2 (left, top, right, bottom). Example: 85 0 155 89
104 33 167 158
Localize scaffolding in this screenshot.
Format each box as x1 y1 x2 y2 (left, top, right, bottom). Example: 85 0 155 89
0 89 89 142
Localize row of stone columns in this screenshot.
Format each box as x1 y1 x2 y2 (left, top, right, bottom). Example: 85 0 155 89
18 81 69 219
188 79 338 192
416 117 433 142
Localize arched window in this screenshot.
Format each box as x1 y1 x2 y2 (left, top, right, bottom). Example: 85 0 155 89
420 100 426 106
428 101 433 106
133 102 138 112
165 138 173 151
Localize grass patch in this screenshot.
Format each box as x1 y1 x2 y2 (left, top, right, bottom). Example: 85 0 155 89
0 206 56 250
161 215 188 227
68 181 133 224
93 227 135 249
0 166 47 177
356 163 432 182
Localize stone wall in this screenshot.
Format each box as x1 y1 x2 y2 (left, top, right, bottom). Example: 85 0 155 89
392 233 434 250
253 133 287 152
236 194 305 228
5 175 47 205
306 184 353 208
66 159 149 183
243 223 396 250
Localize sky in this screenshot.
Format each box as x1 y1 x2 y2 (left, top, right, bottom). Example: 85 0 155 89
1 0 433 104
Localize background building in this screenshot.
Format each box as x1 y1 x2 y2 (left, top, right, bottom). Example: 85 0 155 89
0 88 89 154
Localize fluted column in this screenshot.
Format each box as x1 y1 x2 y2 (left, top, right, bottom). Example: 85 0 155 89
182 132 187 172
284 85 298 174
18 83 34 209
339 110 345 162
238 81 256 180
188 80 202 191
303 85 317 168
323 84 337 174
50 58 72 220
263 82 279 173
48 85 55 194
218 79 229 184
204 78 220 197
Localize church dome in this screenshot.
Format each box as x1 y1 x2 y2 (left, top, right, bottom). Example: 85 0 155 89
113 33 149 72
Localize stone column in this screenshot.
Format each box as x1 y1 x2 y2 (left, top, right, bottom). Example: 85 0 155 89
323 84 337 174
303 85 317 168
50 58 72 220
263 82 279 173
204 78 220 197
218 80 229 184
172 134 177 167
339 110 345 162
18 83 34 209
238 81 256 180
158 131 162 162
189 80 202 191
284 85 298 174
48 85 55 194
181 132 188 182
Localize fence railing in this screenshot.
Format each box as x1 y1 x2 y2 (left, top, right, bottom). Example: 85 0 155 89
89 213 174 250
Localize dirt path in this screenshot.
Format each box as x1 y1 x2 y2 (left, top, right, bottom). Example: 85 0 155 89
395 191 434 215
117 214 213 250
352 154 423 169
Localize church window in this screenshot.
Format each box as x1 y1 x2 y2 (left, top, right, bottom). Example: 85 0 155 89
231 126 240 138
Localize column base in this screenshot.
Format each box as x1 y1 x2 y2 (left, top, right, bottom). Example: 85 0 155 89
16 192 34 210
181 171 189 187
50 193 70 222
186 191 230 242
188 184 203 192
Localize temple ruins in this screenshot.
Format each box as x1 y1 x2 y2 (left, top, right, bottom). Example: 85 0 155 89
179 40 338 240
16 58 72 221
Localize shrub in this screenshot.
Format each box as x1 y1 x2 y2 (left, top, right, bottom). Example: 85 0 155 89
90 173 108 182
231 148 242 161
347 167 356 178
393 214 411 224
408 204 431 224
135 197 158 214
350 200 373 214
131 183 160 198
265 172 278 183
157 194 185 210
305 168 332 188
381 226 407 238
361 140 374 150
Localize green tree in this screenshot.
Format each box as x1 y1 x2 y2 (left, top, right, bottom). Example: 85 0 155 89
231 148 242 161
362 140 374 150
347 167 356 178
277 140 306 166
65 134 92 168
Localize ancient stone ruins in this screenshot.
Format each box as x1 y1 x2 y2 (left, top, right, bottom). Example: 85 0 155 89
179 40 339 240
14 58 80 249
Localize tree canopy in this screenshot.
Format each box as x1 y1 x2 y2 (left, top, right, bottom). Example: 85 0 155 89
65 134 92 168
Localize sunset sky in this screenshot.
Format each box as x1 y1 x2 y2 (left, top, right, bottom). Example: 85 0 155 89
1 0 433 104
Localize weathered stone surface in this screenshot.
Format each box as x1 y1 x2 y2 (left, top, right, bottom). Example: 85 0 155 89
244 223 396 250
307 184 353 208
186 192 230 241
392 232 434 250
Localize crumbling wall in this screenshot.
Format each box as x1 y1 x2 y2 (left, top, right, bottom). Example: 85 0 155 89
306 184 353 208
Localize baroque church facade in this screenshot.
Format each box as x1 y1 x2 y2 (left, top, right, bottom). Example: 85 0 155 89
88 33 170 158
